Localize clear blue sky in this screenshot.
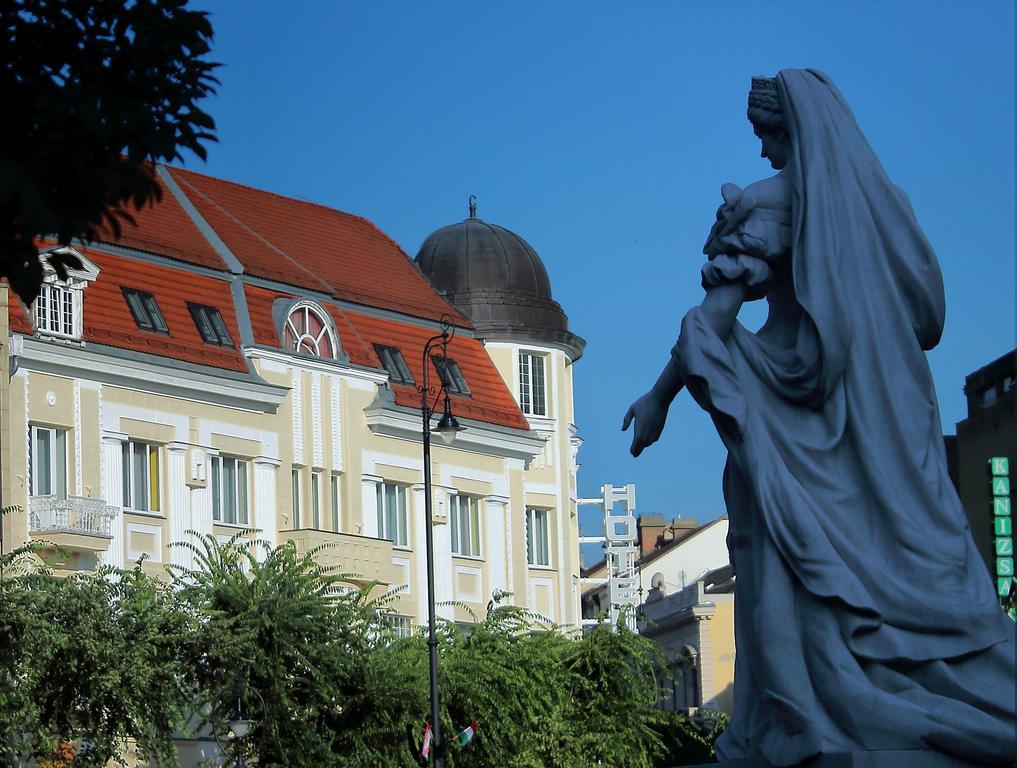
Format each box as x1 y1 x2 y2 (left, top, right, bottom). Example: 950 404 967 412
183 1 1015 560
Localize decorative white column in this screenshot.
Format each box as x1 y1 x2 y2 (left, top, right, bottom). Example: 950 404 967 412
100 432 126 569
166 443 190 569
484 495 510 603
361 474 382 538
254 456 281 557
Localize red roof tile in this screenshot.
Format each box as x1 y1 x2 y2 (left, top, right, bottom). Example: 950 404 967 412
93 172 228 270
165 166 470 324
7 289 32 334
82 247 247 372
341 310 529 431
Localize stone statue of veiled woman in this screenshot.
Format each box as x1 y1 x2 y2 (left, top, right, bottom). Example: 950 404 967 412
623 69 1016 766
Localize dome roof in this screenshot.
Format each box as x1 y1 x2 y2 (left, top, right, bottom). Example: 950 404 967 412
415 210 584 360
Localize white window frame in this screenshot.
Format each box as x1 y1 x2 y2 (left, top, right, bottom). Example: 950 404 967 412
29 425 67 498
376 482 408 547
122 440 160 513
449 494 481 557
331 474 341 532
311 471 321 529
211 455 250 525
284 301 338 360
31 247 99 341
291 468 302 529
526 507 551 567
34 283 79 339
380 613 413 639
519 352 548 416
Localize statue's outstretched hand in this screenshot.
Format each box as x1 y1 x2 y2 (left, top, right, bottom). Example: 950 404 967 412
622 392 669 458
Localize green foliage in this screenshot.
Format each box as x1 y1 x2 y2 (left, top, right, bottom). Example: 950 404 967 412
653 710 730 766
0 0 219 304
0 558 192 767
342 598 670 768
0 535 726 767
170 532 389 767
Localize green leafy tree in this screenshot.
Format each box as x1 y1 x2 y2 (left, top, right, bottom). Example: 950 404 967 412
0 0 219 305
171 532 388 767
344 598 669 768
0 557 194 767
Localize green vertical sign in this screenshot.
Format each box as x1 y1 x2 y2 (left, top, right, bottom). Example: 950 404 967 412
990 457 1014 606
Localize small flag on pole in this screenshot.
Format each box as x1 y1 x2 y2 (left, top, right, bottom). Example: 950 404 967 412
421 721 433 759
456 721 479 748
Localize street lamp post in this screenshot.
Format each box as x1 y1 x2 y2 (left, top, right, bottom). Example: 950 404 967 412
214 679 256 768
418 315 465 767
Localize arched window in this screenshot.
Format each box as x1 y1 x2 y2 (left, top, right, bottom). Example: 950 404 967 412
283 302 337 359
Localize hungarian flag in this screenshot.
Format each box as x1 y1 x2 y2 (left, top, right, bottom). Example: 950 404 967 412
421 721 433 759
456 721 479 748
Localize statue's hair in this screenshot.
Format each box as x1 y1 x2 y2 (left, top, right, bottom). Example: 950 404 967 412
747 75 785 133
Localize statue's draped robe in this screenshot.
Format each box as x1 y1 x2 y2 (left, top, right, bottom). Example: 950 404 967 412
673 69 1016 766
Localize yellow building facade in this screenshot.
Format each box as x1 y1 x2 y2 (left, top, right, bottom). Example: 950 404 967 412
0 166 585 630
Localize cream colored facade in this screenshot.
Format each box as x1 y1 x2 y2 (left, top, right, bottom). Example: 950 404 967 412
0 264 584 630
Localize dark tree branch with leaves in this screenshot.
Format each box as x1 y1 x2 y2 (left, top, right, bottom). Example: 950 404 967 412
0 0 219 305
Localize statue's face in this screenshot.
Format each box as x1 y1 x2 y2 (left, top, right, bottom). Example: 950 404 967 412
754 125 790 170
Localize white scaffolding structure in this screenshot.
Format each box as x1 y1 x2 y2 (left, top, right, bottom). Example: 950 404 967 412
578 483 639 631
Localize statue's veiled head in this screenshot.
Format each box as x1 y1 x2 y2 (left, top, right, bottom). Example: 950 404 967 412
748 76 791 170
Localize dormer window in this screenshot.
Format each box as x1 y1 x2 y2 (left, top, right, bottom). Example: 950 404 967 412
374 344 414 385
188 303 233 346
31 246 99 342
432 356 470 395
35 284 76 337
122 288 168 333
284 302 337 360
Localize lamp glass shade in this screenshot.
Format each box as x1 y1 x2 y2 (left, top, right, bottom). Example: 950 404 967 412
229 718 254 739
435 399 464 444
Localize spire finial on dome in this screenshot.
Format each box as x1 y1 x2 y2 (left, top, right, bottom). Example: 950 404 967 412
468 194 477 218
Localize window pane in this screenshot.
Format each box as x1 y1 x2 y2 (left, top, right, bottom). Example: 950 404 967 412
331 475 340 531
36 291 47 331
133 443 147 510
49 287 60 331
376 483 384 538
520 353 531 413
397 486 407 547
312 472 320 529
450 496 460 554
143 294 168 332
33 428 52 495
385 484 397 543
210 310 233 345
538 510 549 566
55 430 66 499
526 509 534 565
470 498 481 556
62 291 74 335
463 502 473 557
223 457 237 524
532 356 546 416
149 445 160 512
292 469 301 529
211 457 221 521
238 461 248 525
394 351 413 383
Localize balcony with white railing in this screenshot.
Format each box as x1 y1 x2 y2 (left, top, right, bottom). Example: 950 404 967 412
29 495 117 552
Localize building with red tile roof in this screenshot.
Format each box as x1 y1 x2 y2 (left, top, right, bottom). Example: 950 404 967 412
1 163 585 641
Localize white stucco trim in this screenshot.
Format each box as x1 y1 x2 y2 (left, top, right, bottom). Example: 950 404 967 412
363 404 544 464
246 347 388 386
15 336 287 412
